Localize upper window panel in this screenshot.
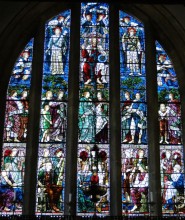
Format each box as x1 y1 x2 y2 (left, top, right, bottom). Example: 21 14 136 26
36 10 71 215
156 41 179 102
1 39 34 213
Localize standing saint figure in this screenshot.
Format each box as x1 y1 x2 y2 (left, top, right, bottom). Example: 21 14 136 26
122 148 134 203
127 93 146 144
122 27 142 76
122 91 132 143
46 26 67 75
49 90 67 142
40 104 52 142
79 91 95 143
130 149 148 212
95 91 108 143
167 93 181 144
158 103 170 144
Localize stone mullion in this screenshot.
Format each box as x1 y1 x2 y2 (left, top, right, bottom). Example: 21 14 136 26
64 3 81 216
22 21 45 215
145 22 162 216
109 3 122 217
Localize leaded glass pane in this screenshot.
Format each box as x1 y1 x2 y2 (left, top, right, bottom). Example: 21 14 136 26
77 144 110 215
121 145 149 213
1 39 34 213
120 11 149 215
160 146 184 214
156 41 185 214
36 10 71 215
77 3 110 216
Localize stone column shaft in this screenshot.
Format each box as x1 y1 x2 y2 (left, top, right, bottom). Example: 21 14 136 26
109 4 122 217
64 3 81 216
22 22 45 215
145 22 162 216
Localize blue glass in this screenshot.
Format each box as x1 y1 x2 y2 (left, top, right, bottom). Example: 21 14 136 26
77 3 110 216
119 11 145 77
156 41 184 214
120 10 148 215
1 39 34 214
36 10 71 214
156 41 179 102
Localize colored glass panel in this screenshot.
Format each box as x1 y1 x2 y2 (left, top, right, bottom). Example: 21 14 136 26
120 11 149 214
160 146 184 214
156 41 182 145
156 41 185 214
36 10 71 214
0 39 34 213
77 144 110 215
77 3 110 216
121 145 149 213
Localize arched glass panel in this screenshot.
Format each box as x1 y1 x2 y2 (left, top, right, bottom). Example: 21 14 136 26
1 39 34 213
119 11 149 215
36 10 71 214
77 2 110 216
156 41 185 215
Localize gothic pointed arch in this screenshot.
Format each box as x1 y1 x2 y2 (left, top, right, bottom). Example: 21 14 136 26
0 2 185 218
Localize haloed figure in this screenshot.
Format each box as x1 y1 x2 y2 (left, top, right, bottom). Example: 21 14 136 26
122 91 132 143
41 104 52 142
129 93 146 144
130 149 148 212
81 37 107 85
47 27 66 75
12 50 31 82
122 27 142 76
79 91 95 143
122 148 134 203
95 91 108 143
50 90 67 142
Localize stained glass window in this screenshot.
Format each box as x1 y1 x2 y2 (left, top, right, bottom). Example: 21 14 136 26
1 3 185 217
156 41 185 214
77 3 110 216
119 11 149 214
36 10 71 214
0 39 34 213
